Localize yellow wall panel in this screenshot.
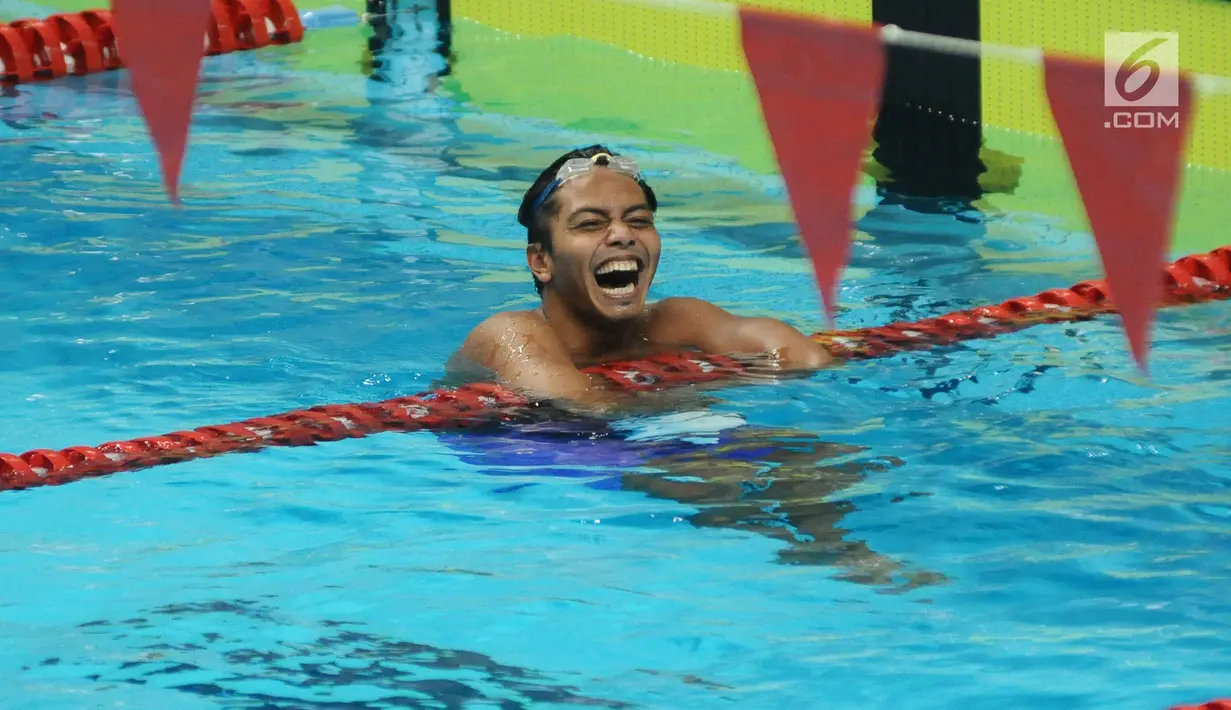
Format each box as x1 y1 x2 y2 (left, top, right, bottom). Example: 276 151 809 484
453 0 871 72
981 0 1231 170
457 0 1227 171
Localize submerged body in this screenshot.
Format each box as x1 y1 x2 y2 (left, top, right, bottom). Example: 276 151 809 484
439 413 939 589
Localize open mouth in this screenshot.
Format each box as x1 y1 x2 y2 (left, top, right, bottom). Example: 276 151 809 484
593 258 643 299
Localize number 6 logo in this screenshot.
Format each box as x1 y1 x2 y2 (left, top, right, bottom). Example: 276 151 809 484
1104 32 1179 108
1115 37 1168 102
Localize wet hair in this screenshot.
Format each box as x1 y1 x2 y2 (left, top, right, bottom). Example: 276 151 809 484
517 144 658 294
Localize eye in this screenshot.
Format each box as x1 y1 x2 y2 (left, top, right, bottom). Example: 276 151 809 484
629 217 654 228
575 220 605 230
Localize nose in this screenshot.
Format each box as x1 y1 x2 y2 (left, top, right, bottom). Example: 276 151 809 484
605 220 637 247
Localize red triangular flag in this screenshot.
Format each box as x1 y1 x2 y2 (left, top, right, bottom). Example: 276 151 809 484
739 9 885 325
110 0 213 203
1043 54 1193 371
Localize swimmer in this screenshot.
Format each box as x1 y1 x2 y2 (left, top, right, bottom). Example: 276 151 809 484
441 146 944 589
448 144 835 412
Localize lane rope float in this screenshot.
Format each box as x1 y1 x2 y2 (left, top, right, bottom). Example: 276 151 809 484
2 245 1228 493
0 0 305 83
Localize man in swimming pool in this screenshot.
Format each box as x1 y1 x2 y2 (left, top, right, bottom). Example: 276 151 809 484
450 144 835 412
445 147 944 589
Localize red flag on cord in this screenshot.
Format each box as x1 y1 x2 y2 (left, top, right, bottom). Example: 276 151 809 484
1043 54 1193 371
738 9 886 325
110 0 213 203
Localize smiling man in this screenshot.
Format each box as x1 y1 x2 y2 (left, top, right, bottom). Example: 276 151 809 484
451 144 834 412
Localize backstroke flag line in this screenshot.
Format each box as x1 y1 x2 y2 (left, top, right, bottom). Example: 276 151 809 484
110 0 213 204
739 8 887 326
1043 53 1194 371
110 4 1203 368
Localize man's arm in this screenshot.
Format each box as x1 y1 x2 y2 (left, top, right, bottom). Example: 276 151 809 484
648 297 834 370
455 312 627 414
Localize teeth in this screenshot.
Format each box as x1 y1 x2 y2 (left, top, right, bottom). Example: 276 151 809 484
600 284 636 297
595 259 639 275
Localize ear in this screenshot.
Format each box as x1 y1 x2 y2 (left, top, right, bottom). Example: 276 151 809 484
527 243 553 286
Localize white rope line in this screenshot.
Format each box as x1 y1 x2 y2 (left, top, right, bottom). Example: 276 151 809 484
362 7 436 24
593 0 1231 96
882 23 1231 97
879 23 1042 64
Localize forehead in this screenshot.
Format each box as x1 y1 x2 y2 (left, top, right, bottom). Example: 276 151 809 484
554 169 648 214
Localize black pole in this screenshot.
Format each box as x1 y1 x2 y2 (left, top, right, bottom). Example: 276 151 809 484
436 0 453 75
364 0 453 79
870 0 985 204
367 0 394 55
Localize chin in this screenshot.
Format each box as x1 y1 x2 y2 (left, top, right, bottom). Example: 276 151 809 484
595 300 646 323
587 282 651 323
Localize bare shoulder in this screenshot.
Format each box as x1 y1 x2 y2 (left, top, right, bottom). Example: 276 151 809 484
644 297 736 345
466 309 545 341
649 296 730 319
456 309 561 371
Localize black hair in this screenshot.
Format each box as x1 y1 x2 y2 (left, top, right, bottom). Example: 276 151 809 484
517 144 658 294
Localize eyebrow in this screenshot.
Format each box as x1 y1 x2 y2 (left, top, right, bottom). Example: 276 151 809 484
567 203 653 221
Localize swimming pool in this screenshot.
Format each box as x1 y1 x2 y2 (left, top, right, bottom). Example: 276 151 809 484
3 11 1231 710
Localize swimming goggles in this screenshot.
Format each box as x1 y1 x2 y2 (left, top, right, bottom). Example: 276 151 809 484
529 153 643 214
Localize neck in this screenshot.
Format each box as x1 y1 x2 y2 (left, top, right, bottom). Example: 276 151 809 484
539 290 639 362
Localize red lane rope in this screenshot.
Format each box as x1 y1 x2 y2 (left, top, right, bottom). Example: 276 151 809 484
3 245 1228 493
812 245 1231 361
0 1 304 84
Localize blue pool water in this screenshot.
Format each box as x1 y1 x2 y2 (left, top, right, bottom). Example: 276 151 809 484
3 23 1231 710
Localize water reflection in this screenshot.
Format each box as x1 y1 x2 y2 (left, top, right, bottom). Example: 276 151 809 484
622 424 941 590
43 601 632 709
442 404 945 593
364 0 453 90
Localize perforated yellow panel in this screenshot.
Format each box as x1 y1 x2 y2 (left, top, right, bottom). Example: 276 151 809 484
449 0 1230 255
710 0 869 22
451 0 871 73
981 0 1230 170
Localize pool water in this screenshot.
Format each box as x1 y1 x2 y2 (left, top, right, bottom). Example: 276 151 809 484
3 20 1231 710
